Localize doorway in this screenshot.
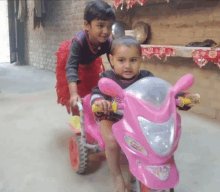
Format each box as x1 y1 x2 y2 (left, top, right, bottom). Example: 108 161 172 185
0 0 10 63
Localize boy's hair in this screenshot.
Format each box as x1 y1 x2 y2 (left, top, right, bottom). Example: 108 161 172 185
110 36 142 56
84 0 116 24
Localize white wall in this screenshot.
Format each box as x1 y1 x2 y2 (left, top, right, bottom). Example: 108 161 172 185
0 0 10 63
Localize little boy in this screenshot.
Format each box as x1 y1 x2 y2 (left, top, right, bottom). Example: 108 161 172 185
56 0 116 115
90 36 200 192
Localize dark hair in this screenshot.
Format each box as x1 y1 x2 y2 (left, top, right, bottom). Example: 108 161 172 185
110 36 142 56
84 0 116 24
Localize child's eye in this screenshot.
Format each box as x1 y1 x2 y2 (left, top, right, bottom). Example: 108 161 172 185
98 24 104 28
131 59 137 62
118 59 124 63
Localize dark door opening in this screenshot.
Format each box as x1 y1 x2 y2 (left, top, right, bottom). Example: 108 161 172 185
8 0 25 65
0 0 10 63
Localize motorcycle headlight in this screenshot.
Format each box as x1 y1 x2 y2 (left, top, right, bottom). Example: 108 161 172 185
138 115 175 156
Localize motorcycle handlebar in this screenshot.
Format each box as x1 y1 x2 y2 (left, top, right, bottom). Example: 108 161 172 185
92 96 201 113
176 96 201 108
92 101 118 113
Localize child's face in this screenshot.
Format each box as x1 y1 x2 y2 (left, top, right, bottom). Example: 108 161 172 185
110 45 142 79
85 18 114 43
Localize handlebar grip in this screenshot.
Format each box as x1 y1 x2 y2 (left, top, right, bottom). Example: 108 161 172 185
177 97 191 107
92 104 101 113
92 101 117 113
178 96 200 107
183 97 192 105
112 101 117 113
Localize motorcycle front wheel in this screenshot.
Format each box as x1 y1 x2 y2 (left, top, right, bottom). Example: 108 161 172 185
131 178 174 192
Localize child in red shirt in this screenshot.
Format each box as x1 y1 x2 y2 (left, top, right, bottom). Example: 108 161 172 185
55 0 116 114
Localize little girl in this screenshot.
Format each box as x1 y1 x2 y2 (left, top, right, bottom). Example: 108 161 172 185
91 36 201 192
55 0 116 114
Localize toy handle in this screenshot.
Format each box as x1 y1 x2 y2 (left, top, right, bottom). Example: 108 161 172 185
92 101 118 113
176 95 201 107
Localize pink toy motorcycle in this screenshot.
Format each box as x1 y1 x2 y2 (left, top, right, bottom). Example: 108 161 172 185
68 74 199 192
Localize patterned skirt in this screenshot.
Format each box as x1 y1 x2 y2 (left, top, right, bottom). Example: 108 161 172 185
55 40 105 114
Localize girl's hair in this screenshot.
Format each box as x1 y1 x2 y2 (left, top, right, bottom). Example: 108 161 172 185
84 0 116 24
110 36 142 56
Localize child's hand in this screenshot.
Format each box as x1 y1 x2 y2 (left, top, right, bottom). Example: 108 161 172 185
69 93 81 108
93 100 112 114
185 93 201 107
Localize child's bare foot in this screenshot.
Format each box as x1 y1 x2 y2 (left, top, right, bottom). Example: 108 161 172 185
113 175 128 192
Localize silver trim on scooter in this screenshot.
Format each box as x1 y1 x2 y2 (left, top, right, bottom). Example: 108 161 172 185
76 102 103 152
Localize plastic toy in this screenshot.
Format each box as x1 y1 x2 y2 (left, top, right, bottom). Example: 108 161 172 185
68 74 200 192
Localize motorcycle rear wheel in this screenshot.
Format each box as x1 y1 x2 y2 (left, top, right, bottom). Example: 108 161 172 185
69 135 89 174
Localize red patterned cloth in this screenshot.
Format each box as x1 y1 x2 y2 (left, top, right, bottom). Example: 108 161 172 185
113 0 124 9
141 47 177 60
127 0 136 8
113 0 147 9
137 0 147 6
192 49 220 68
55 40 105 114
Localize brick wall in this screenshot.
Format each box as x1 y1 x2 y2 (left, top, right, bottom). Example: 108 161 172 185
101 60 220 120
24 0 220 120
103 0 220 120
102 52 220 120
140 57 220 120
131 0 220 45
127 0 220 120
24 0 112 72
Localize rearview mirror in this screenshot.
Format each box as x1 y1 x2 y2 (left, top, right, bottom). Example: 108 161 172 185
98 78 124 99
172 74 194 96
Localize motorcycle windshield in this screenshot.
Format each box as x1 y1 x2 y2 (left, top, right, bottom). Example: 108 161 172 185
125 77 172 110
